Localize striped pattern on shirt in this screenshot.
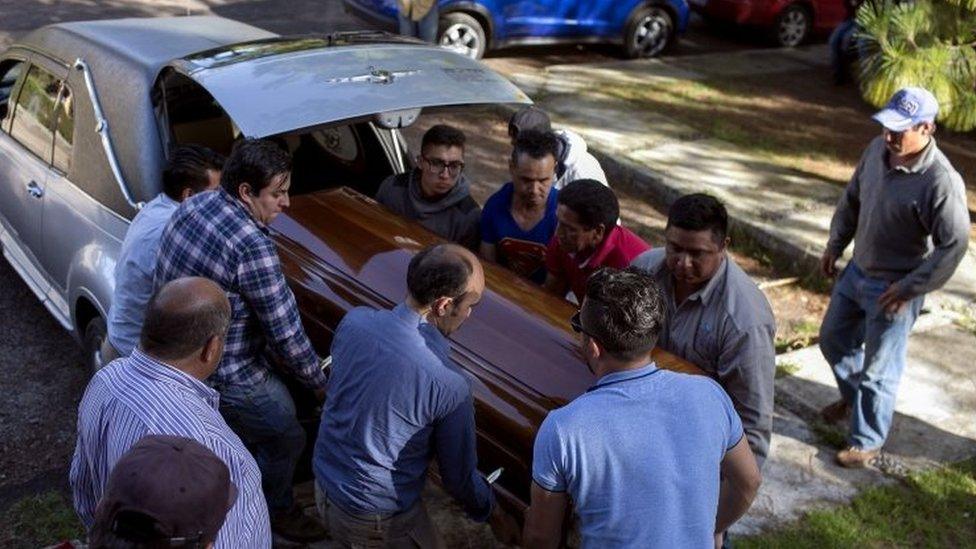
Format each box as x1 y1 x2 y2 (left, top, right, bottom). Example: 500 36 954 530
69 350 272 548
155 189 326 391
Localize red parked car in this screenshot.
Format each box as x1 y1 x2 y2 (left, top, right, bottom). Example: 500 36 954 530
691 0 847 47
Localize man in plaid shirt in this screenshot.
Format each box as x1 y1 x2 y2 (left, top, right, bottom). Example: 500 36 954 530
156 139 327 542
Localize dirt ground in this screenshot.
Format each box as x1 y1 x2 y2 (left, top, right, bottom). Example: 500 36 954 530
403 111 830 347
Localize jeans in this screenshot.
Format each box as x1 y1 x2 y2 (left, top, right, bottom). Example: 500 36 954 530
819 263 924 450
219 373 306 513
321 489 444 549
398 7 439 43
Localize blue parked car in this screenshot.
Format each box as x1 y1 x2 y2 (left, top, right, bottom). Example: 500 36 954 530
343 0 690 59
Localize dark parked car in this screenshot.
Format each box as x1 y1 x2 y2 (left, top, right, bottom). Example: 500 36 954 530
0 16 698 522
344 0 691 59
691 0 846 47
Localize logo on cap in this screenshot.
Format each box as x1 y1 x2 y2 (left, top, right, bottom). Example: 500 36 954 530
897 96 920 116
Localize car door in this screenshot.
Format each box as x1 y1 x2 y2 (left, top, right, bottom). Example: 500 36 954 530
501 0 579 37
0 57 65 291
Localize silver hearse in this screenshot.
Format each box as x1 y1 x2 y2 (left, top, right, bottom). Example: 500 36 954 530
0 16 529 371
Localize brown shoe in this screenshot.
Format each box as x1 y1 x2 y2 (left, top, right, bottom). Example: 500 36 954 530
820 399 851 426
835 446 879 468
271 505 327 543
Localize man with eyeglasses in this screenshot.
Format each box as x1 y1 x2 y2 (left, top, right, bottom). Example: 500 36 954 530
376 124 482 250
523 267 761 548
631 194 776 473
819 87 969 468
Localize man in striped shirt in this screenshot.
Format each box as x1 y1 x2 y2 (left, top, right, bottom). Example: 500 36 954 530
70 277 271 547
156 139 328 541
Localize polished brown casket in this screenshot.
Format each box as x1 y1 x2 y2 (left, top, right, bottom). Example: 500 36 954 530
271 187 701 517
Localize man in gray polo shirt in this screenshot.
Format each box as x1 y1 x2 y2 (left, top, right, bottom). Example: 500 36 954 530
819 87 969 468
631 193 776 470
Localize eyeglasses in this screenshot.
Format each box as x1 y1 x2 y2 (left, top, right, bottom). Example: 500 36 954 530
570 311 595 339
422 155 464 176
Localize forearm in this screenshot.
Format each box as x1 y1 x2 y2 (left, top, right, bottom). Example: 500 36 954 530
714 476 756 533
435 402 494 521
896 241 968 298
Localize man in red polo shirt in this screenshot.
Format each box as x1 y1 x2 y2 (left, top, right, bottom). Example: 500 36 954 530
544 179 651 302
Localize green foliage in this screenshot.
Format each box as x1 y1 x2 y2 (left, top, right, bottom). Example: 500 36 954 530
857 0 976 131
0 491 83 548
738 458 976 548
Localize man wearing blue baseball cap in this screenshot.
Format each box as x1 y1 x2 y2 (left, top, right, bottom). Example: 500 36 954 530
818 87 970 468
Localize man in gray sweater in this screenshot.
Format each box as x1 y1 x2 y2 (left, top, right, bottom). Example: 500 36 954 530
819 87 970 468
376 124 481 250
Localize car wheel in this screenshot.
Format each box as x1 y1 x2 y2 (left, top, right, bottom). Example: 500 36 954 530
438 12 486 60
774 4 811 48
83 316 107 374
624 6 674 59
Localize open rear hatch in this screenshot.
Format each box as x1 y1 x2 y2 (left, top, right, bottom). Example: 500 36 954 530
166 37 531 137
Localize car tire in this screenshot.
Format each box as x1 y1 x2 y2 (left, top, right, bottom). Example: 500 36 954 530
83 316 107 374
623 5 675 59
438 12 487 60
773 4 811 48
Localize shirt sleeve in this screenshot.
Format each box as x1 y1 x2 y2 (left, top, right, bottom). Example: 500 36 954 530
826 153 865 257
531 413 568 492
209 440 272 548
894 176 970 298
715 322 776 468
480 199 499 245
432 394 495 522
709 379 745 453
237 236 327 392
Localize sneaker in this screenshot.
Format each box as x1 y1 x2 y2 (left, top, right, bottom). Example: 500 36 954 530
271 505 327 543
819 399 851 426
835 446 879 468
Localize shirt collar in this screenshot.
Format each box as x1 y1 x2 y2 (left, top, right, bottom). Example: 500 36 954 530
393 302 450 356
589 362 660 392
670 254 728 306
127 349 220 409
218 188 268 234
577 225 621 269
889 137 937 174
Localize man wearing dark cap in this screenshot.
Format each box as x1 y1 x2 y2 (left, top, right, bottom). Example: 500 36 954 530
314 244 513 547
819 87 970 468
508 106 607 191
70 277 271 547
89 435 238 548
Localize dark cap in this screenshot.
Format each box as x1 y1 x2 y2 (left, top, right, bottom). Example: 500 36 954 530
90 435 237 547
508 106 551 138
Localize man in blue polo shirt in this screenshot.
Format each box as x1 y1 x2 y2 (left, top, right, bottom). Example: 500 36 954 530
480 130 560 284
523 267 761 548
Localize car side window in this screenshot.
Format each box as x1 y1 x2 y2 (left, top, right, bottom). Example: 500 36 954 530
52 84 74 173
0 59 25 130
9 65 61 163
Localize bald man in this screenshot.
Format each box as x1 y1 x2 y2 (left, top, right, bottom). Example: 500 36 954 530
313 244 510 547
70 277 272 548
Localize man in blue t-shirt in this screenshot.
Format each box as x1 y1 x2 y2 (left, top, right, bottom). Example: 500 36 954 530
523 267 762 548
480 130 560 283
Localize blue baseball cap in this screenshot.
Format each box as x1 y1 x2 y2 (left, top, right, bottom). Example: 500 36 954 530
872 87 939 131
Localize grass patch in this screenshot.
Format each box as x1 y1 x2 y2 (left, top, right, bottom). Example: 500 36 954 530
810 420 847 450
774 361 802 379
775 319 821 354
0 491 83 548
738 458 976 548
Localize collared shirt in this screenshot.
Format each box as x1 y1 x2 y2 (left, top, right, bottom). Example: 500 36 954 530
313 303 494 521
532 363 743 548
69 350 271 548
631 248 775 467
480 182 559 283
107 193 180 356
827 136 969 298
155 189 326 392
545 225 651 301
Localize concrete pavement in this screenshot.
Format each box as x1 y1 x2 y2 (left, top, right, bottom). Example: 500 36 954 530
489 44 976 535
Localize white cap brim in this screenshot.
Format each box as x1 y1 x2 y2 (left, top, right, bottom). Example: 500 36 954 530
872 109 916 131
